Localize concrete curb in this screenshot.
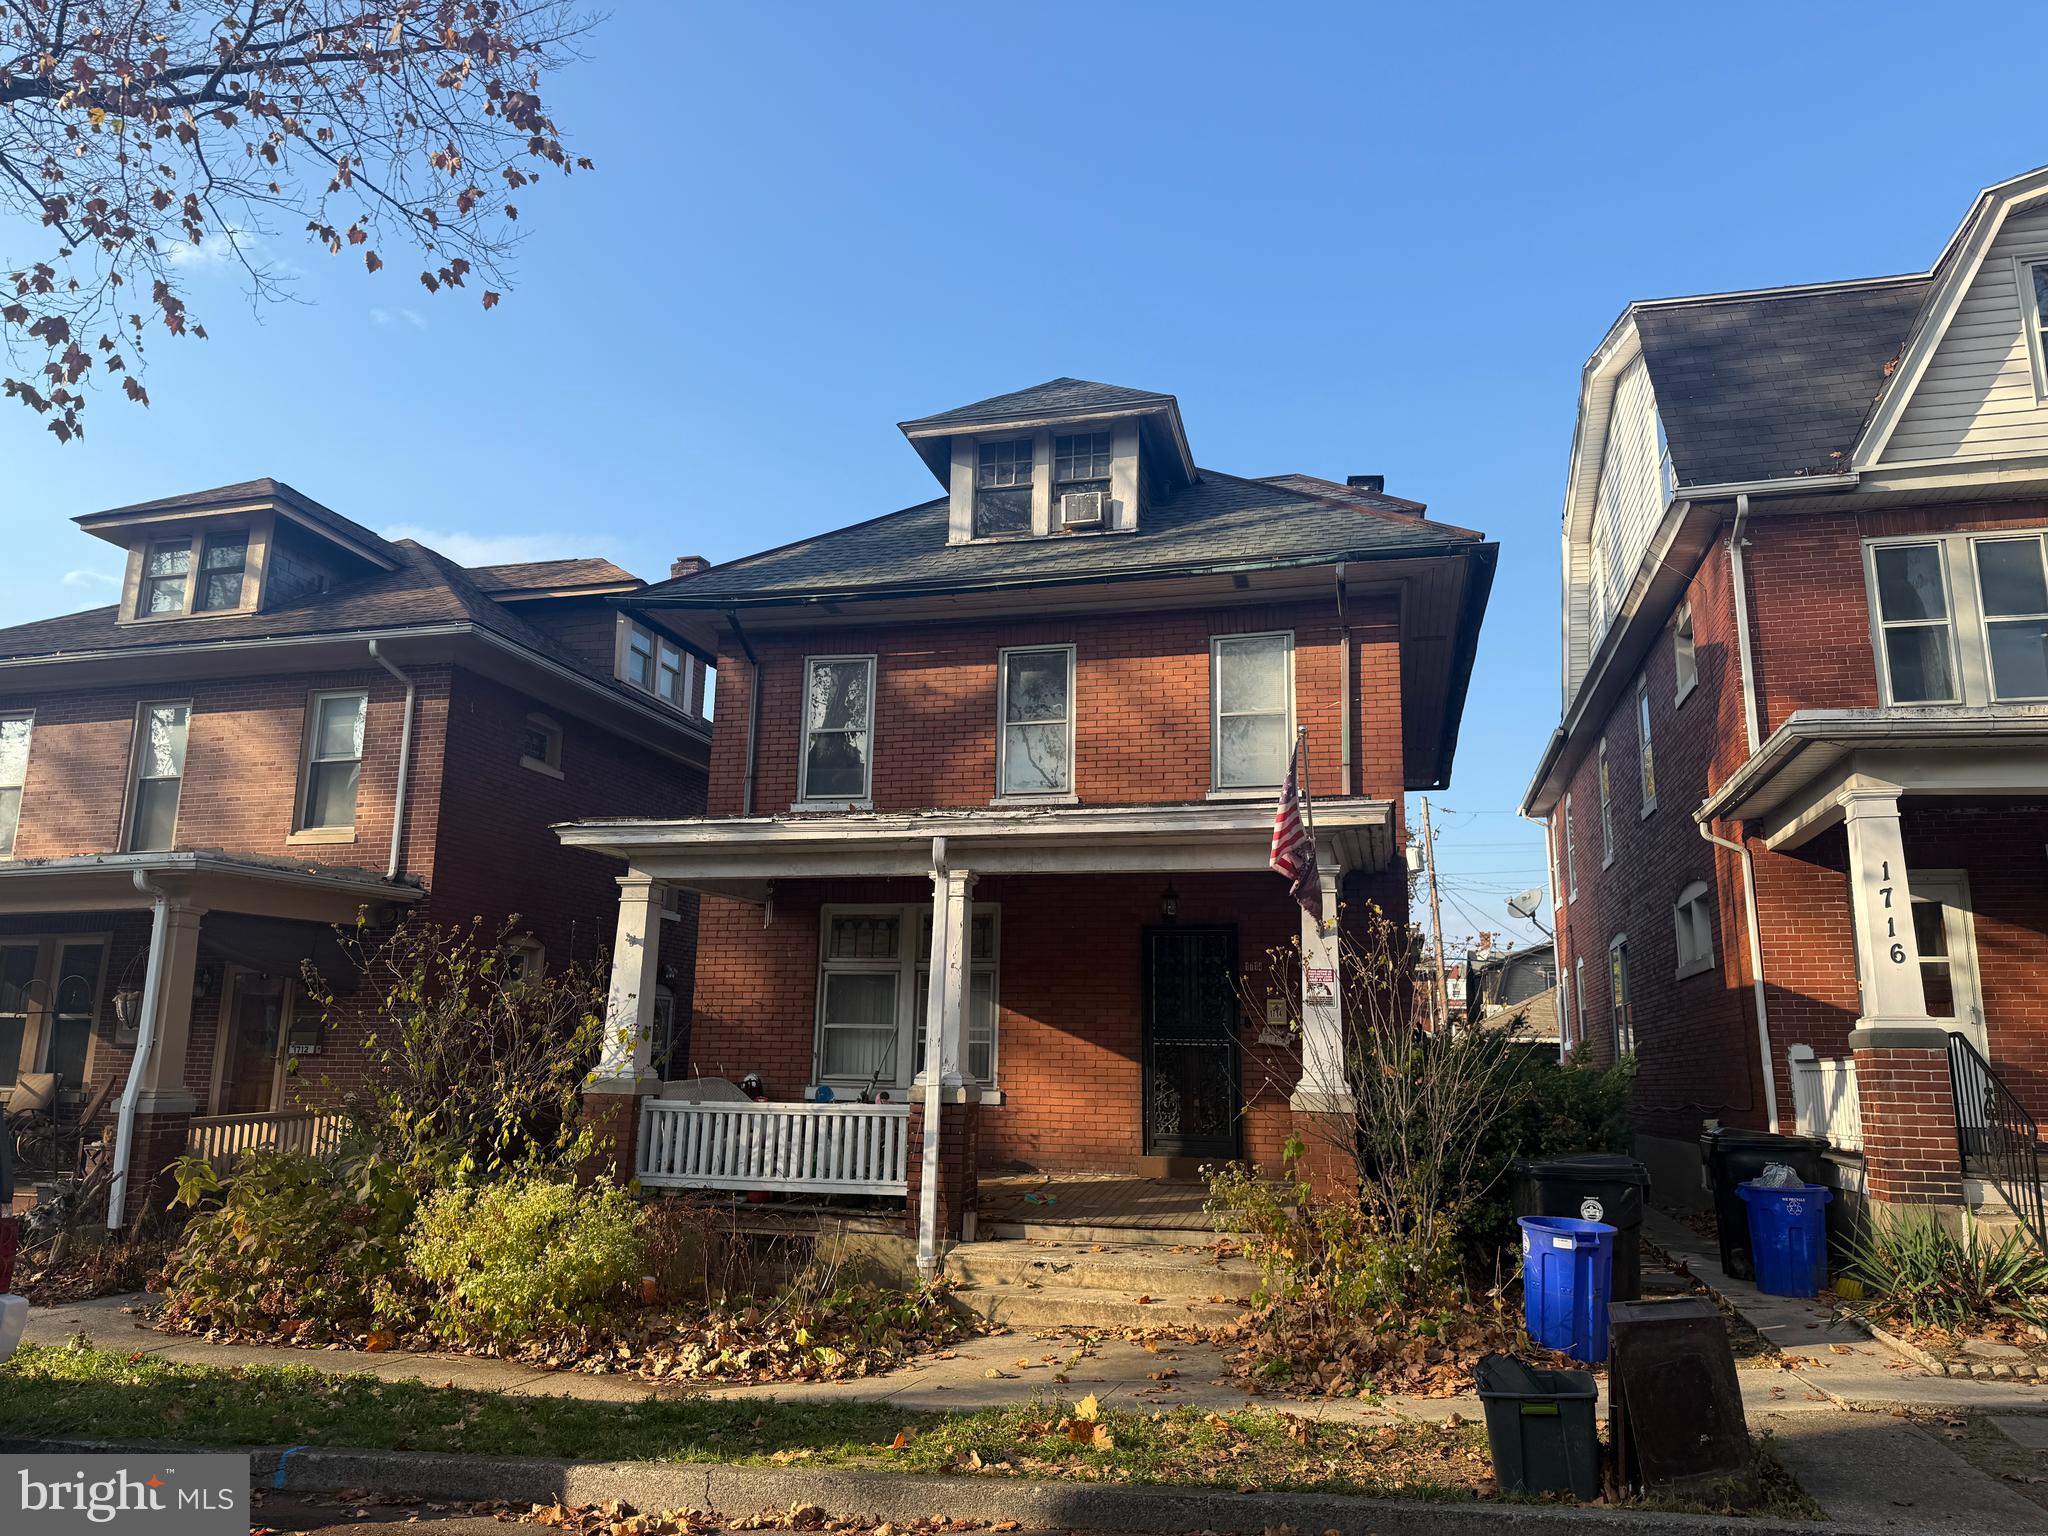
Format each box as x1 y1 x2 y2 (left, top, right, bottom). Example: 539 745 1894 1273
1 1434 1856 1536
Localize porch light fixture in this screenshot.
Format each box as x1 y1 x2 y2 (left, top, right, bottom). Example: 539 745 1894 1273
1160 883 1179 923
114 990 142 1031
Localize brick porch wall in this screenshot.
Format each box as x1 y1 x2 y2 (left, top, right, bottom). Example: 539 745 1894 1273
1851 1028 1965 1206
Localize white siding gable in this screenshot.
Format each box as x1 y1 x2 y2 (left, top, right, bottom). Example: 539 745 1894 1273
1884 197 2048 465
1566 353 1669 701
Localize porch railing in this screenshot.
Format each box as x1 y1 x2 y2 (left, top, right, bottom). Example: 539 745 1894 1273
637 1099 911 1196
1789 1050 1863 1152
1948 1033 2047 1250
186 1109 348 1171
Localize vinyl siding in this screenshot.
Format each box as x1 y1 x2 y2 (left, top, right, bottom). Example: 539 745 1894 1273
1885 199 2048 463
1569 356 1666 698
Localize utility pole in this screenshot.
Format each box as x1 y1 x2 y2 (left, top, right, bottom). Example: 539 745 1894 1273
1421 796 1451 1031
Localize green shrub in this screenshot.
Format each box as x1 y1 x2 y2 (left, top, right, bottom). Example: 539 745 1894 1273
406 1175 645 1345
1839 1206 2048 1335
159 1145 417 1340
1208 1154 1435 1316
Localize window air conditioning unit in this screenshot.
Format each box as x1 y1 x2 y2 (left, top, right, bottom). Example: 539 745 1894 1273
1059 490 1106 528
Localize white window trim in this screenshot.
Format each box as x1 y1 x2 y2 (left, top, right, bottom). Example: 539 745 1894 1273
2016 254 2048 403
1674 879 1715 979
1608 934 1633 1055
1673 602 1698 706
291 688 367 841
1597 738 1614 868
795 653 877 810
0 710 31 859
1573 955 1586 1047
994 643 1077 803
1563 793 1578 902
1557 966 1571 1053
1208 630 1296 796
1636 674 1657 820
122 699 191 854
1862 528 2048 708
811 902 1001 1096
613 617 699 715
521 711 565 779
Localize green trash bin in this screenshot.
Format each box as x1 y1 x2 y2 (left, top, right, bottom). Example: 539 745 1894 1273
1474 1353 1601 1500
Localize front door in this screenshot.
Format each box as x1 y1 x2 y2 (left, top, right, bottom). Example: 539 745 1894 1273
216 972 288 1114
1141 926 1242 1159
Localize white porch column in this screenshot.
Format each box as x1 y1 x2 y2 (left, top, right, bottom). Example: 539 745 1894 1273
916 848 975 1278
1841 786 1932 1027
1291 852 1352 1113
134 902 206 1111
594 870 665 1089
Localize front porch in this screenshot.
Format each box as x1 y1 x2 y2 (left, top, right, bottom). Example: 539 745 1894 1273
561 801 1394 1270
0 851 418 1221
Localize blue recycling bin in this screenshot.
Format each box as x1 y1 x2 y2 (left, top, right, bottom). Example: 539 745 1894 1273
1519 1214 1617 1364
1738 1182 1833 1298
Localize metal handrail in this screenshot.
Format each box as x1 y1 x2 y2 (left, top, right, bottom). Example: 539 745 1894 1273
1948 1032 2047 1249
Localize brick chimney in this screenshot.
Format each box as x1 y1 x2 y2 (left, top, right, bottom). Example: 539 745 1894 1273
669 555 710 580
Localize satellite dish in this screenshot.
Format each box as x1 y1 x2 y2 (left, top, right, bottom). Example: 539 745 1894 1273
1506 888 1545 920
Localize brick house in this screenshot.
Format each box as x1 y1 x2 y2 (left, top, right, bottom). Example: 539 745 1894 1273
1522 165 2048 1230
559 378 1497 1268
0 479 710 1219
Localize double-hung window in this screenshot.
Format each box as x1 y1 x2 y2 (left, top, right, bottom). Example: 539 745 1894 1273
300 691 367 831
1609 937 1633 1054
1674 881 1715 978
1573 956 1586 1046
1867 531 2048 705
1211 631 1294 791
1597 738 1614 865
814 903 1002 1093
1636 674 1657 816
2020 258 2048 399
623 622 656 691
140 540 193 615
1673 602 1698 703
974 438 1035 537
997 645 1074 797
915 908 999 1084
1563 793 1577 902
657 640 688 708
126 702 190 852
799 655 875 804
195 533 249 611
0 712 30 856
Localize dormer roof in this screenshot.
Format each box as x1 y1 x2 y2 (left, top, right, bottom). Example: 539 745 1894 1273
898 376 1196 491
74 476 404 569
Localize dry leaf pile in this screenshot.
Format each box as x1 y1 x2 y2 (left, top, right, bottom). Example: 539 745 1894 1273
525 1503 1014 1536
1217 1301 1529 1398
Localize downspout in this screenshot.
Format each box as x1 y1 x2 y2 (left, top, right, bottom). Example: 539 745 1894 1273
108 871 172 1230
1333 564 1352 796
1699 820 1780 1132
916 836 948 1280
1728 494 1762 756
727 610 763 818
367 641 416 881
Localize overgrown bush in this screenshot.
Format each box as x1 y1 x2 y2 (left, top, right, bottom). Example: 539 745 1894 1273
1208 1153 1437 1317
1839 1206 2048 1336
305 914 606 1186
407 1175 645 1345
158 1145 418 1340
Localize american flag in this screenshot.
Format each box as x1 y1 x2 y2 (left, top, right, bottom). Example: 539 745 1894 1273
1269 734 1322 922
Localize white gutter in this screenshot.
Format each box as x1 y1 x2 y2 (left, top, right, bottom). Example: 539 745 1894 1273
1698 821 1779 1132
1728 494 1762 756
108 870 172 1229
367 641 417 880
1676 472 1858 501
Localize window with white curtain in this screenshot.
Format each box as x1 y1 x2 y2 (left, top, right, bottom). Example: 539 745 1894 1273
127 701 190 852
816 904 1001 1091
997 646 1074 797
300 691 367 831
1211 631 1294 790
799 655 876 804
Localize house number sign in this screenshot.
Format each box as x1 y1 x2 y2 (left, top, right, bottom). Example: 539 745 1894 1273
1879 859 1906 965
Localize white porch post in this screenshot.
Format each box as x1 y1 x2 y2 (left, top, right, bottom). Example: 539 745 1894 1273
594 870 665 1089
110 896 205 1229
917 841 975 1278
1291 849 1352 1113
1841 786 1931 1027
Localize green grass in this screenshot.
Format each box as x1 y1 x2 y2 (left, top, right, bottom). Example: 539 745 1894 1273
0 1342 1494 1498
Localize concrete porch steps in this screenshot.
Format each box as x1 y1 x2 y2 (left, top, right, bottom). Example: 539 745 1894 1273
943 1238 1259 1331
979 1220 1230 1246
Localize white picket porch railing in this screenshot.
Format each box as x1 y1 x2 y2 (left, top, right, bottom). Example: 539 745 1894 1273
637 1099 911 1195
186 1109 348 1170
1789 1049 1863 1152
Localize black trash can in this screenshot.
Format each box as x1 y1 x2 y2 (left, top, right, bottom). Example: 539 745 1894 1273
1699 1127 1827 1282
1474 1353 1601 1501
1513 1153 1650 1300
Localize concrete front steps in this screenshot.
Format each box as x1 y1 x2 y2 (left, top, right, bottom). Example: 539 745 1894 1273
942 1234 1259 1331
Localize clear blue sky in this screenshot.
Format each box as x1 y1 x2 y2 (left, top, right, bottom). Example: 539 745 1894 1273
0 2 2033 950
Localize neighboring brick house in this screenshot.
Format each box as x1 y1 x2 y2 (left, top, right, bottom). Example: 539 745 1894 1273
559 377 1496 1266
1522 164 2048 1228
0 480 710 1218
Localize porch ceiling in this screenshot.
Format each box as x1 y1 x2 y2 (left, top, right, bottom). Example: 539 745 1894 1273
1698 708 2048 850
557 798 1395 891
0 851 423 921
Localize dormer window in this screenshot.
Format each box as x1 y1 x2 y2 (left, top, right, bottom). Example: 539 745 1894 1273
617 617 695 713
974 439 1034 536
141 540 192 614
196 533 249 611
1054 431 1112 529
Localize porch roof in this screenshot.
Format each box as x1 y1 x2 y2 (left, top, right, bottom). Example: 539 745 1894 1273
557 798 1395 892
0 851 424 921
1697 707 2048 850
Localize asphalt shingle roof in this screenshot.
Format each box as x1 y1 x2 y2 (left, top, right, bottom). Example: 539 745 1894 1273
638 468 1486 605
1635 278 1933 487
76 477 406 563
466 558 640 594
899 377 1175 430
